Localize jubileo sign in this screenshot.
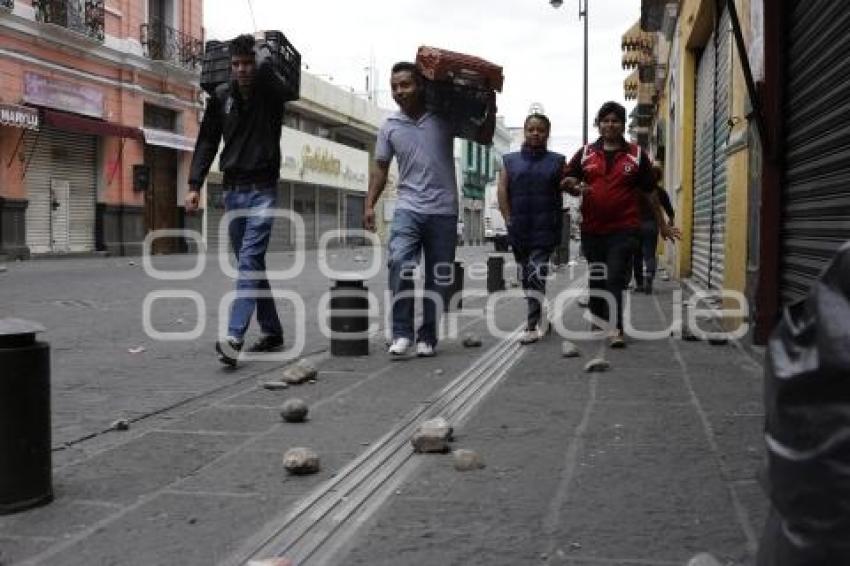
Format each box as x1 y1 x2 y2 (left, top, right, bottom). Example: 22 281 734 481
301 145 341 176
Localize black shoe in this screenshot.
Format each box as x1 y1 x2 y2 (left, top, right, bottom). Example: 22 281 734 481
216 338 242 367
246 334 284 353
644 279 654 295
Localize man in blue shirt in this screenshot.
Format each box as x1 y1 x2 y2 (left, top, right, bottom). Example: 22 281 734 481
364 62 458 358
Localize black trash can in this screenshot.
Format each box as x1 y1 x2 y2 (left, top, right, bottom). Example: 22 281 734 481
487 255 505 293
444 261 464 312
0 319 52 515
329 279 369 356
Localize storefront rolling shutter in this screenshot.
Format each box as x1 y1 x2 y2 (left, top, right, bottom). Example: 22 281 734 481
692 38 715 289
781 1 850 304
710 7 730 290
206 183 226 255
24 127 97 254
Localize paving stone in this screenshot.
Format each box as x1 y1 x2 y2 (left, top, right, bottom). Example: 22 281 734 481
462 334 482 348
562 340 581 358
283 447 321 475
281 364 317 385
280 399 309 423
453 449 485 471
411 417 453 453
584 357 610 372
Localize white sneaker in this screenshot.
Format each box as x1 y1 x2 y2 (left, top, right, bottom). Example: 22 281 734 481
416 342 435 357
519 329 539 344
388 337 411 357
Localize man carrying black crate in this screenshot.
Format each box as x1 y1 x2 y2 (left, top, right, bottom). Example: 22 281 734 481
365 62 458 359
185 33 288 366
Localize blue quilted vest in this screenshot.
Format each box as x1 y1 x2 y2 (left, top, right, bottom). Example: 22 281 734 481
503 147 566 251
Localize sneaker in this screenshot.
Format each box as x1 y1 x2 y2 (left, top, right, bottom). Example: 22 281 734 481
520 329 539 344
608 330 626 349
577 294 589 308
246 334 284 353
388 337 412 358
416 342 436 357
216 337 243 367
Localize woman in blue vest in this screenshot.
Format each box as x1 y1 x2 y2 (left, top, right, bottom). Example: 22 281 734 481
497 113 566 344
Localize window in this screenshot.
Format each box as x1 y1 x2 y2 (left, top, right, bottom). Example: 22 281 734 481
466 141 474 168
144 104 177 131
476 145 482 173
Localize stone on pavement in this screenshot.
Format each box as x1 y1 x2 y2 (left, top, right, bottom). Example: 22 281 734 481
686 553 723 566
412 417 453 453
462 334 482 348
584 357 610 373
262 380 289 391
453 449 485 471
111 418 130 431
281 363 318 384
283 447 321 475
561 340 580 358
280 398 309 423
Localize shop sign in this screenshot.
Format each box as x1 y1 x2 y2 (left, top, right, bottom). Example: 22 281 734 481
23 72 105 118
0 103 40 130
278 127 368 192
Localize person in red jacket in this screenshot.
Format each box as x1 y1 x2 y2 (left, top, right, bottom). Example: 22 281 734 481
562 101 679 347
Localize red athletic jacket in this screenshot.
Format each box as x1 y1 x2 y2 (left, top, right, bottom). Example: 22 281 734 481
565 139 655 235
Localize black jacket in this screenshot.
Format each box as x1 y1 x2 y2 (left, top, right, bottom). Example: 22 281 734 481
189 49 286 189
504 147 566 251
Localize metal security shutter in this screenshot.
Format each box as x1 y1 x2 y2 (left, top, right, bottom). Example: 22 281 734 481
781 1 850 304
318 187 339 248
690 7 730 290
25 127 97 254
710 7 731 289
268 182 292 251
206 183 226 254
692 39 715 288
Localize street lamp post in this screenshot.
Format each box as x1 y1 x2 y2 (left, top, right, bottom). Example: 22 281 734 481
551 0 589 145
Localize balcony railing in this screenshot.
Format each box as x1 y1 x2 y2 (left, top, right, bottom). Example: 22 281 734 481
32 0 104 42
140 19 203 71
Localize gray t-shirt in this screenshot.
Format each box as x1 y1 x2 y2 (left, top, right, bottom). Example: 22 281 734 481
375 111 458 216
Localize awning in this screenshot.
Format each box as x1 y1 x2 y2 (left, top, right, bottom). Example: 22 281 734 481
142 128 196 152
0 104 40 130
42 109 143 140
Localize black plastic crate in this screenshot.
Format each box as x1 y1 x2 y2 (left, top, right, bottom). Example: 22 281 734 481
199 31 300 102
424 80 496 144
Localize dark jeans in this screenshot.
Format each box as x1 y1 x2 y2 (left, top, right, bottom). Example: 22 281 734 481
387 209 458 346
581 230 639 331
512 246 551 330
633 220 659 285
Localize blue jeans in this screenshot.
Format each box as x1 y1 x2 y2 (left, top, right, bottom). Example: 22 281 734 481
387 209 457 346
224 185 283 341
512 246 552 330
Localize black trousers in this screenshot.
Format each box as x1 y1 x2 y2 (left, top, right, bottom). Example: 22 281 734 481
581 230 639 331
633 220 659 285
512 246 552 330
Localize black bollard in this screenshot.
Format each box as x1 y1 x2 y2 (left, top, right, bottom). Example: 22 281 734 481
444 260 464 312
329 279 369 356
0 319 52 515
487 254 505 293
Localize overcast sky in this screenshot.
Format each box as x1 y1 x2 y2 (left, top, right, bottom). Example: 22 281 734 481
203 0 641 155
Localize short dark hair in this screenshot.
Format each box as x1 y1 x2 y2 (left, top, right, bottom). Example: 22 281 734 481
391 61 423 85
230 34 256 58
524 113 551 131
596 101 626 124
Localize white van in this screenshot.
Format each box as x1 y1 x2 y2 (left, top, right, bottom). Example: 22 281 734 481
483 179 508 251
